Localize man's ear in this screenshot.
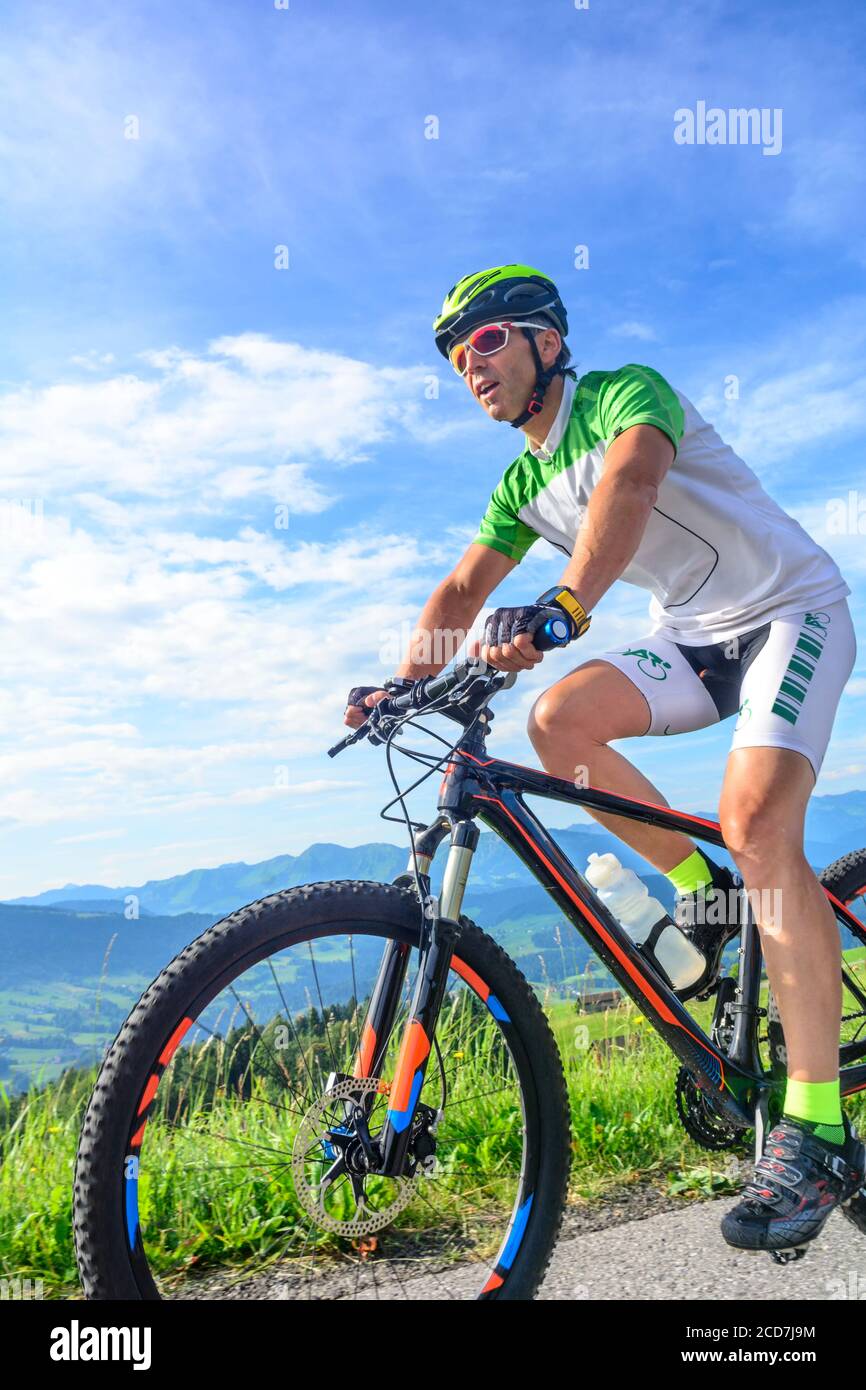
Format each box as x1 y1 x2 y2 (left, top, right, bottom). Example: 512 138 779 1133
538 327 562 367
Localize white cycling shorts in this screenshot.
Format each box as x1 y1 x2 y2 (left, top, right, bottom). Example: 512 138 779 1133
596 599 856 779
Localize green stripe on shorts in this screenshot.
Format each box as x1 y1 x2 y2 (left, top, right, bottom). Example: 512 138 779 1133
771 612 830 727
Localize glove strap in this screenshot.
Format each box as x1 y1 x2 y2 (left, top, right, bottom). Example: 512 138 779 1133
534 585 592 638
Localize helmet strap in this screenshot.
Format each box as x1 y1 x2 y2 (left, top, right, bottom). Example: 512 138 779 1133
508 327 568 429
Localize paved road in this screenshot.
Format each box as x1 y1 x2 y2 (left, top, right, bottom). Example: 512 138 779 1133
178 1161 866 1301
182 1197 866 1300
538 1199 866 1301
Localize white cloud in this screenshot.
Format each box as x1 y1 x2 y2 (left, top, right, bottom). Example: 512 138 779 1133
690 299 866 473
609 321 658 342
0 334 428 500
57 827 127 845
69 351 116 371
0 331 457 875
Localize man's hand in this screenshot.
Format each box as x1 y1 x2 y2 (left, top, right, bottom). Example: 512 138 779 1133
470 590 588 671
471 600 552 671
344 687 390 729
470 630 544 672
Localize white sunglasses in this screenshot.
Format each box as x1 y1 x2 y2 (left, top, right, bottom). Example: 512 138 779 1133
448 320 552 376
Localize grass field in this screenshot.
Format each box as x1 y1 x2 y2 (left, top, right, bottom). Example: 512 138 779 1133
3 965 865 1300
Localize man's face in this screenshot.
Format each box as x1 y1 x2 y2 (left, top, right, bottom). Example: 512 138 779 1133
463 322 560 422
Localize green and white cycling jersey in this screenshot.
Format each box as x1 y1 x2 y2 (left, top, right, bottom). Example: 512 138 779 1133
473 364 850 645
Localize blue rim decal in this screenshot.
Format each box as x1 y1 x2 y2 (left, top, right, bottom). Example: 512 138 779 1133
486 993 510 1023
498 1193 533 1270
124 1155 140 1248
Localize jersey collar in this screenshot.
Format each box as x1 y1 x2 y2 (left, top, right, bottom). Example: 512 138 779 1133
527 373 576 461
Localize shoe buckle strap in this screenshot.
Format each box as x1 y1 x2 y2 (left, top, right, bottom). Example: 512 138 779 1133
754 1157 802 1189
823 1151 851 1181
742 1182 782 1206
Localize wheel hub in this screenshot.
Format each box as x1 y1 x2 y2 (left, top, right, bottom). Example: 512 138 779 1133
291 1077 417 1236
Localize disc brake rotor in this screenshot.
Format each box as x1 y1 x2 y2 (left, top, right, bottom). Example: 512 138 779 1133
292 1077 417 1236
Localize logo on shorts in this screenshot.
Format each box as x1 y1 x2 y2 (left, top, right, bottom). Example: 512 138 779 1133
804 611 830 630
735 697 752 729
620 647 672 680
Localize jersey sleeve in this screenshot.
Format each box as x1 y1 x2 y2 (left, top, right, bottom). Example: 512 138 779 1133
472 471 540 563
597 364 685 454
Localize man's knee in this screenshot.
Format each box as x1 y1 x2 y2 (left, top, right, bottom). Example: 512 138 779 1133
720 749 814 867
527 685 578 748
719 798 800 865
528 663 648 750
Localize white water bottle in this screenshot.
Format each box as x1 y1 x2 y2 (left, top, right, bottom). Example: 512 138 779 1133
585 852 706 992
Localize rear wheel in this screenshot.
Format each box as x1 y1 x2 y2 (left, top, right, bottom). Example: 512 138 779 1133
74 881 571 1301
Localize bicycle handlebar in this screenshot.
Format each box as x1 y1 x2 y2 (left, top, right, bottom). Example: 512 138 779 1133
327 659 517 758
328 614 572 758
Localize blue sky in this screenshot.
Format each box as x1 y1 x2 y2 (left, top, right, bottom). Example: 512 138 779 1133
2 0 866 895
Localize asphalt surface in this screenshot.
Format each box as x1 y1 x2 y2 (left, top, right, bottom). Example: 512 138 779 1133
537 1197 866 1301
179 1192 866 1300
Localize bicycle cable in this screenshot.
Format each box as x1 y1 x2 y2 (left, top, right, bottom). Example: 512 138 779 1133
381 695 486 939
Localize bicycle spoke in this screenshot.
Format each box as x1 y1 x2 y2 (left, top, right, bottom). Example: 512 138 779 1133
91 913 538 1303
266 957 323 1102
306 941 341 1076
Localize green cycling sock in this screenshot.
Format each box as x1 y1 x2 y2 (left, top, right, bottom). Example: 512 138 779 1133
667 848 713 897
783 1077 845 1147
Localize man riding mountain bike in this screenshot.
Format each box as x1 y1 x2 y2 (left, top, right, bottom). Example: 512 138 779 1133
344 263 863 1256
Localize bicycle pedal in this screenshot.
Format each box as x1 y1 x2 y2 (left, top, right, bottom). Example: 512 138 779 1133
769 1244 809 1265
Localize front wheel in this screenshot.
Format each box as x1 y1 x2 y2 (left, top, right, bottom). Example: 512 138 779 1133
74 881 571 1301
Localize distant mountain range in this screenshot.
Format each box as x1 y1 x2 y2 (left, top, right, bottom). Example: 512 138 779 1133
11 788 866 918
3 790 866 1091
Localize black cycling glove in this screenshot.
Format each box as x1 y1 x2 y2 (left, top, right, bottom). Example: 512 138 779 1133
482 586 591 650
346 677 415 713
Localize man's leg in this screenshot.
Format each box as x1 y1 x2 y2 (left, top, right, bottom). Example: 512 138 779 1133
721 602 857 1124
715 744 866 1254
716 605 864 1251
528 658 703 873
718 746 842 1105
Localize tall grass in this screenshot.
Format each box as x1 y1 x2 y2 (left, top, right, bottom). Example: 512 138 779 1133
0 1069 93 1293
2 995 864 1298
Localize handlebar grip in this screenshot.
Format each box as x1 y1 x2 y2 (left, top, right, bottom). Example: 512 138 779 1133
390 660 476 711
532 616 573 652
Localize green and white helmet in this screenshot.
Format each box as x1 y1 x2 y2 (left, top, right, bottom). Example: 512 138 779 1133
434 264 571 427
433 264 568 360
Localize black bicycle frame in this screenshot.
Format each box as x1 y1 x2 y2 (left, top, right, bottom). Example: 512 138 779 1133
355 719 866 1177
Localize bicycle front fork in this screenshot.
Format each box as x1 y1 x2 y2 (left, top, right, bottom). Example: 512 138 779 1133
352 818 478 1178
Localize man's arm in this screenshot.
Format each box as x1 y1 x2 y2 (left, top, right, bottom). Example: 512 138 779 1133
557 423 674 611
393 543 517 679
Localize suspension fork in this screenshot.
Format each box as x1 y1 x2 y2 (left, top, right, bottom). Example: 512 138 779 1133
351 817 452 1084
372 819 479 1178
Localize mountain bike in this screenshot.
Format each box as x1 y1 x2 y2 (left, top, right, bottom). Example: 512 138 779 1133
74 657 866 1300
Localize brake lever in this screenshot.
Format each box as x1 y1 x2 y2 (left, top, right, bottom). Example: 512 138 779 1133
451 665 517 710
327 696 402 757
327 725 369 758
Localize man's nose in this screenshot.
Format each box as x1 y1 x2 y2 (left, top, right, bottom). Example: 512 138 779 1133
465 345 488 373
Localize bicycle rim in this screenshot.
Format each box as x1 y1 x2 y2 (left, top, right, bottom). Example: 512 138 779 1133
102 919 542 1300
